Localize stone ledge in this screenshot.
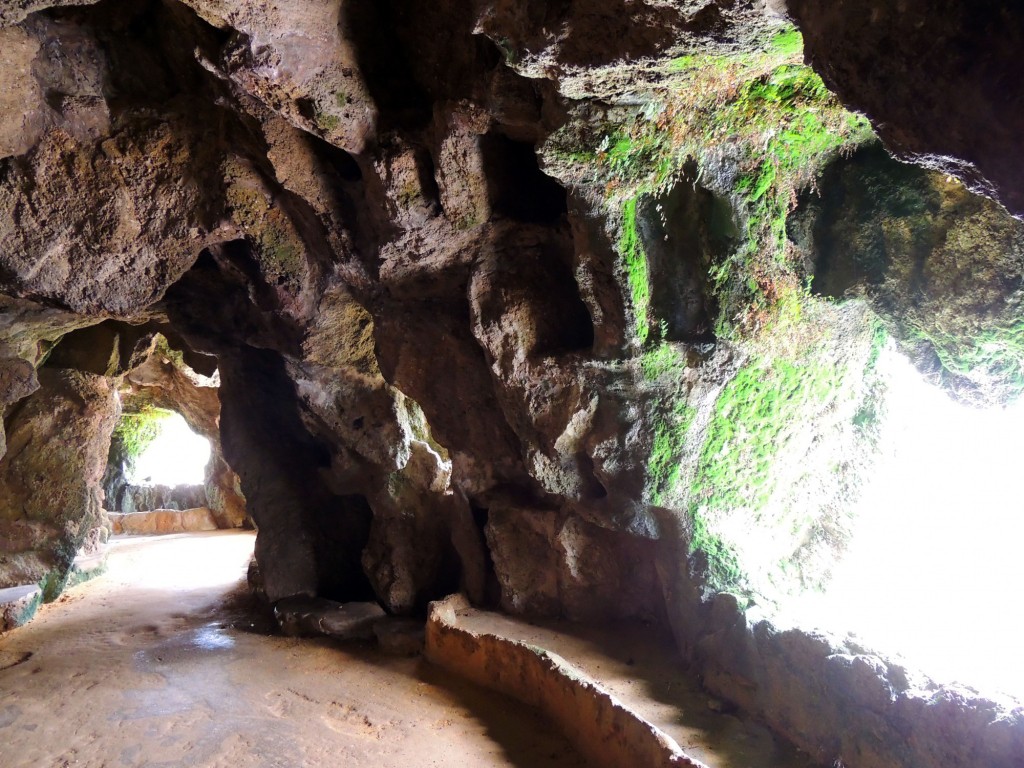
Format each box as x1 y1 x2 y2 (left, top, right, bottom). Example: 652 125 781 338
109 507 218 535
0 584 42 631
425 594 705 768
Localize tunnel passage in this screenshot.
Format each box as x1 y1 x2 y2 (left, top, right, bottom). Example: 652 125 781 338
2 0 1024 766
481 133 569 225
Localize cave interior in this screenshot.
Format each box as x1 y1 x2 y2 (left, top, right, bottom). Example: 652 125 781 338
1 1 1023 767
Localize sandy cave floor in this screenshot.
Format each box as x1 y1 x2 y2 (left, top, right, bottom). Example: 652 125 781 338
0 531 589 768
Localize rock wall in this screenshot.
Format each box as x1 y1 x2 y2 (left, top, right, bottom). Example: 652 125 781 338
789 0 1024 218
0 368 117 598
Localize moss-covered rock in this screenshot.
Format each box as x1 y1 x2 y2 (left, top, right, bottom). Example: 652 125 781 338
793 144 1024 404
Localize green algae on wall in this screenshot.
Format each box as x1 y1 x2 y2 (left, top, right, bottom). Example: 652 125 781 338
111 405 174 468
619 197 652 345
694 304 888 598
223 161 308 293
546 25 875 343
794 143 1024 405
543 26 885 599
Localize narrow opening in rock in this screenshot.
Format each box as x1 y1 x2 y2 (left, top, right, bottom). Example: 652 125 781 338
636 177 734 343
124 409 210 487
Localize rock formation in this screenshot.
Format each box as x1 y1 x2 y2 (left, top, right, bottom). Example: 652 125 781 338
0 1 1022 766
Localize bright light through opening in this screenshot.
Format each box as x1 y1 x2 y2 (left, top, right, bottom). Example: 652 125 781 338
128 412 211 487
787 347 1024 700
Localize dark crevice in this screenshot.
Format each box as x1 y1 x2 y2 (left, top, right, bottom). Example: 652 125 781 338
638 173 734 344
313 493 376 603
530 241 596 357
481 133 568 224
344 0 433 131
317 140 363 182
794 144 940 303
220 346 375 603
415 147 443 213
577 453 609 501
469 502 502 609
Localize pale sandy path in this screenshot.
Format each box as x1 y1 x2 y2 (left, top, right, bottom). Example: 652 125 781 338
0 531 588 768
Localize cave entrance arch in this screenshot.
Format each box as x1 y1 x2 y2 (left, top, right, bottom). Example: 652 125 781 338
104 405 216 531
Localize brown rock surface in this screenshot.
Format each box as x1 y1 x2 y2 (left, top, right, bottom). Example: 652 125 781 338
0 368 117 597
790 0 1024 217
109 507 218 536
0 583 41 630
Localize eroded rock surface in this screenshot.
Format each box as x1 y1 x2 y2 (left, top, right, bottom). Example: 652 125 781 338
0 1 1021 766
790 0 1024 217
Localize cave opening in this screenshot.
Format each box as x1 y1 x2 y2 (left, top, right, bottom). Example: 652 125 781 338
104 405 211 515
128 410 210 487
782 344 1024 700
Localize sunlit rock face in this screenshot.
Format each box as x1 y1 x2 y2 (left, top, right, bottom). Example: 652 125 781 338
0 0 1022 766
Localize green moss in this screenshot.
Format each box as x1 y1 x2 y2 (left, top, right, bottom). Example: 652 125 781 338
697 352 845 512
852 320 889 431
640 343 687 381
707 66 874 335
768 27 804 57
648 400 695 506
66 560 107 589
546 23 874 340
255 213 305 283
619 197 652 345
38 569 67 603
113 405 174 463
225 181 306 288
318 112 341 132
153 334 186 370
915 316 1024 401
689 508 745 592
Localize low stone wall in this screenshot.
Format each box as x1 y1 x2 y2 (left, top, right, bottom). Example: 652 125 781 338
425 594 704 768
109 507 218 536
119 484 207 515
655 534 1024 768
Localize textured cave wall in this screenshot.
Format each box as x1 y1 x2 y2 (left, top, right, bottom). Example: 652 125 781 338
789 0 1024 218
0 1 1022 766
0 368 117 598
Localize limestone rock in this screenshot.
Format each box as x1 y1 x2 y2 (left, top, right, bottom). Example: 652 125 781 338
0 368 117 597
109 507 218 536
0 583 41 630
115 485 207 516
790 0 1024 217
274 595 385 640
485 505 663 622
0 116 220 315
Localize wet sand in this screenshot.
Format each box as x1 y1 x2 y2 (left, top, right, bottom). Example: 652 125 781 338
0 532 587 768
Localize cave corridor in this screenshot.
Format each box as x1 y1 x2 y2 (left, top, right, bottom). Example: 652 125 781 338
1 1 1023 766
